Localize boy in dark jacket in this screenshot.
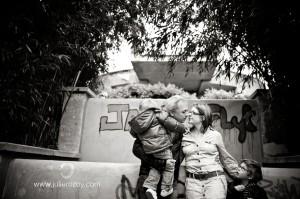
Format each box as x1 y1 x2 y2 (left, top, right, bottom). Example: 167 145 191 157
129 99 187 199
227 159 268 199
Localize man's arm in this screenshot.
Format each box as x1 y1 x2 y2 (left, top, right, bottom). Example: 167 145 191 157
156 111 187 134
132 139 166 171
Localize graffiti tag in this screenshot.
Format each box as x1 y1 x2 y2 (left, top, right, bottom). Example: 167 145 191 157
210 104 257 143
262 178 300 199
99 103 257 143
99 104 138 132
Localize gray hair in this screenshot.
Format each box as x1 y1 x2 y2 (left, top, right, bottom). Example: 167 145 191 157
163 95 184 113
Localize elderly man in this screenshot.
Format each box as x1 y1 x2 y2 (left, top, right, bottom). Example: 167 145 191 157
132 95 189 199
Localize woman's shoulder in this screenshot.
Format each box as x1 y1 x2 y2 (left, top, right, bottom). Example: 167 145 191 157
207 127 221 136
182 130 196 143
182 131 193 140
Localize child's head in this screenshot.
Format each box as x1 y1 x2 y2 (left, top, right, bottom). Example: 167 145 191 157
139 98 160 112
239 159 263 183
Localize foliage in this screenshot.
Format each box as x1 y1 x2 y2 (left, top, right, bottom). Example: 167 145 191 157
0 0 143 148
200 88 247 100
107 82 197 99
133 0 299 90
131 0 300 154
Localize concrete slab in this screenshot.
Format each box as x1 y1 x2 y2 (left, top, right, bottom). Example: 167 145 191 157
2 159 140 199
58 87 96 153
132 61 216 92
261 167 300 199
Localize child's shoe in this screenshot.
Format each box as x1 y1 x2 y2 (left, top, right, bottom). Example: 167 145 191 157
145 188 157 199
160 187 173 197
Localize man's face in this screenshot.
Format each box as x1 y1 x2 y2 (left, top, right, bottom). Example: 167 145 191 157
172 100 189 123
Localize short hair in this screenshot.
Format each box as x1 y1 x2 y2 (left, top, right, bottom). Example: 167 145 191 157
240 159 263 182
163 95 184 113
139 98 159 112
193 104 212 130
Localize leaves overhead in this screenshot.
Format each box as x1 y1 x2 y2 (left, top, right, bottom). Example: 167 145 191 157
131 0 299 91
129 0 299 154
0 0 143 147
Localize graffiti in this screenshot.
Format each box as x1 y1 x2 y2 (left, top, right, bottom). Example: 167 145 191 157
99 103 257 143
210 104 257 143
262 178 300 199
115 175 136 199
99 104 138 132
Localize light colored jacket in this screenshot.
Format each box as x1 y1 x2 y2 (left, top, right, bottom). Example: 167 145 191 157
182 127 243 178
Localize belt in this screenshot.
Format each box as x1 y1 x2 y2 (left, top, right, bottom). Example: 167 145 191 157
186 171 224 180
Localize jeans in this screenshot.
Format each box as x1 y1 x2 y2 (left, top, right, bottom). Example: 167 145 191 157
185 175 227 199
143 149 175 191
135 174 179 199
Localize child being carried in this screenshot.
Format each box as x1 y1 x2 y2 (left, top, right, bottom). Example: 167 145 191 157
129 98 186 199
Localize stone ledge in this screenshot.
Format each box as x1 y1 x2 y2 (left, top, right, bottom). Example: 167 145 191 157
263 155 300 164
62 87 97 98
0 142 80 159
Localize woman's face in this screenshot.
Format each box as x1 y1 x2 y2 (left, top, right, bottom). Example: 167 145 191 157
188 106 203 126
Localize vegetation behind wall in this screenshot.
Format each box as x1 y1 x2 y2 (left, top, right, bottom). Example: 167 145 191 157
0 0 143 148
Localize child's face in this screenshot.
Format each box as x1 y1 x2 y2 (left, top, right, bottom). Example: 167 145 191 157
239 162 249 180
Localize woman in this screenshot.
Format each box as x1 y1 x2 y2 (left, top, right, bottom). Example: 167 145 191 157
182 104 244 199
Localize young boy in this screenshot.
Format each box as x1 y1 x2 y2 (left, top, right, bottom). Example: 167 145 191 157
227 159 268 199
129 98 186 199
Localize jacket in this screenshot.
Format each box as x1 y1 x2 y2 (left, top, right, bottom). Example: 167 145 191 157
227 180 268 199
129 108 172 154
182 127 243 178
132 112 187 178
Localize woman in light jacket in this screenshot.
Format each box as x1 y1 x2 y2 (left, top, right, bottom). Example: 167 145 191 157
182 104 244 199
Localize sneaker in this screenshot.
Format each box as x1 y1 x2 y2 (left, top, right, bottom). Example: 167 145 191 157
145 188 157 199
160 188 173 197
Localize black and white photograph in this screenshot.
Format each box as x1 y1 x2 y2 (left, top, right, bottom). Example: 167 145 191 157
0 0 299 199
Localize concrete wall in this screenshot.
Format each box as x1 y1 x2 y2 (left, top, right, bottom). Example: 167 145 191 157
2 91 299 199
58 87 96 153
262 167 300 199
2 159 299 199
80 98 263 163
1 159 139 199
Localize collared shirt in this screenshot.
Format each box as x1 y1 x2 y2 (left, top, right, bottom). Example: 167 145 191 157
182 127 242 177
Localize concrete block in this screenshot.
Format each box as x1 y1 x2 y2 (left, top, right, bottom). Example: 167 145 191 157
261 167 300 199
2 159 140 199
132 61 216 92
58 87 96 153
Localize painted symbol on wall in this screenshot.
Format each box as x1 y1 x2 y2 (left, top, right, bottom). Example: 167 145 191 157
210 104 257 143
99 104 138 132
99 103 257 143
261 177 300 199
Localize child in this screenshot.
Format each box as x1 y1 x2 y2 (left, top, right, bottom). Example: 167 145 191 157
227 159 268 199
129 98 186 199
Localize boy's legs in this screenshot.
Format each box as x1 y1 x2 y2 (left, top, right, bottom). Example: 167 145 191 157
143 168 161 191
143 168 161 199
153 149 175 197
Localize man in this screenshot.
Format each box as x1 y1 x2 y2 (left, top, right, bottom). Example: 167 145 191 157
132 95 189 199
